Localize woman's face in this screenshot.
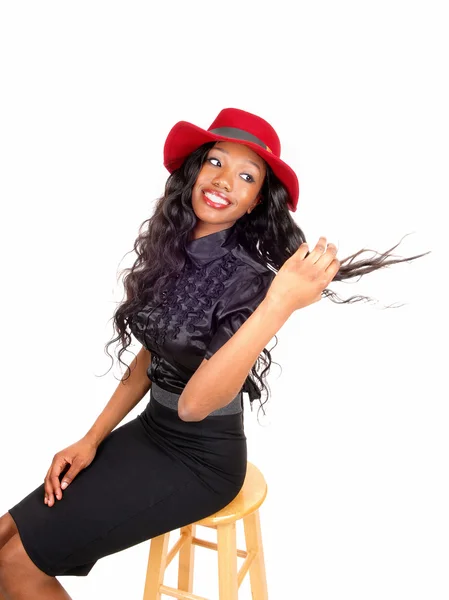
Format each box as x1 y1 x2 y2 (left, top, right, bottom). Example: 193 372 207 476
190 141 267 239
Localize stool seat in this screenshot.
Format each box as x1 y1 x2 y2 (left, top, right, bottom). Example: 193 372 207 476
196 462 267 527
142 461 269 599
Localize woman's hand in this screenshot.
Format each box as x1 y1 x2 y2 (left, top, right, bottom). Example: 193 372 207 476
43 437 98 507
266 236 340 315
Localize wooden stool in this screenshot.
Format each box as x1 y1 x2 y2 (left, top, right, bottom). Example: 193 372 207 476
142 461 268 600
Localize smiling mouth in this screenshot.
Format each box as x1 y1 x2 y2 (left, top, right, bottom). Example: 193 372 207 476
202 191 232 207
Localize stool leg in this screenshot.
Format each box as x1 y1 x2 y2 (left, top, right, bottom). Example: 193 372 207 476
178 523 196 593
243 509 268 600
142 532 170 600
216 522 238 600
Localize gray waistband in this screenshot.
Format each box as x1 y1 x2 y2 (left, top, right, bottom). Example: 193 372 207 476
150 381 243 416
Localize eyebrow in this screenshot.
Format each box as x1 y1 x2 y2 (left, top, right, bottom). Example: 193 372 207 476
210 146 262 173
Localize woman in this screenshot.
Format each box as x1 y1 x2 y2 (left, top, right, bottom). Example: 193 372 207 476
0 108 428 598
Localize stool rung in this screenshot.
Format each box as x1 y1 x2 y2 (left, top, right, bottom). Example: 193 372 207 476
159 583 209 600
166 531 190 567
237 549 256 587
192 536 247 559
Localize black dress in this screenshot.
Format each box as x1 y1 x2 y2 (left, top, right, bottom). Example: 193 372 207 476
8 224 276 577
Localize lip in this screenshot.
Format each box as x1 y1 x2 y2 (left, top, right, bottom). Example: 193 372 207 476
202 189 232 204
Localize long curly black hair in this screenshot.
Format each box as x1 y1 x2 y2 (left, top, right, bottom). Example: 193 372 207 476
103 141 430 418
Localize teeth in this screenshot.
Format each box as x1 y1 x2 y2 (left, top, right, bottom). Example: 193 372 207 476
204 191 230 205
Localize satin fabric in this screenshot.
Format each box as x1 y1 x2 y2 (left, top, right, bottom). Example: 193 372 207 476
130 223 276 403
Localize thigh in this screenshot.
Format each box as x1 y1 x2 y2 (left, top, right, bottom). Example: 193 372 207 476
7 417 188 575
7 413 244 577
52 469 241 577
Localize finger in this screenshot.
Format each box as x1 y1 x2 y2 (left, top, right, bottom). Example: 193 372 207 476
315 242 339 270
294 242 310 260
49 459 68 505
60 463 83 490
44 464 54 506
50 473 63 502
326 257 341 282
307 237 327 264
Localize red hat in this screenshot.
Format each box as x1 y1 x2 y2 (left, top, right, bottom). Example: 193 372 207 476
163 108 299 212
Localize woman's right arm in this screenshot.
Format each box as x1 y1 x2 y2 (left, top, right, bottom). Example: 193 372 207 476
44 346 152 507
83 345 152 448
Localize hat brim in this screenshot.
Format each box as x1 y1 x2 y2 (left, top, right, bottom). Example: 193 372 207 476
163 121 299 212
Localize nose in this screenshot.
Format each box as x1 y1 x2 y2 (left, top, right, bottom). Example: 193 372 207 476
212 170 232 192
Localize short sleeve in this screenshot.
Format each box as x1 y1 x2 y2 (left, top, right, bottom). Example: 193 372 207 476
204 271 274 361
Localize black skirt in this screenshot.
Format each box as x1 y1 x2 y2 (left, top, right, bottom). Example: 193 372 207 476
8 382 247 577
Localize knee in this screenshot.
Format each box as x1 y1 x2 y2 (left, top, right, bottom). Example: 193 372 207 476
0 533 46 591
0 512 18 551
0 533 21 585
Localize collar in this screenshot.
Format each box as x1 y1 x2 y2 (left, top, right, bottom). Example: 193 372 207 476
185 224 238 267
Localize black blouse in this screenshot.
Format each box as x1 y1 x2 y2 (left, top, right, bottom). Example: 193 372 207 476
129 223 276 403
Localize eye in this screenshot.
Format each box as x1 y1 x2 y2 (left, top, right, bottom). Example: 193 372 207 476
240 173 255 183
206 156 255 183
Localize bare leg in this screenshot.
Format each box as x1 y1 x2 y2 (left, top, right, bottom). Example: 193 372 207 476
0 529 72 599
0 513 18 597
0 514 18 551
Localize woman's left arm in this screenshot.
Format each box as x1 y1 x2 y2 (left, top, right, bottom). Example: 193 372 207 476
178 237 340 421
177 297 291 421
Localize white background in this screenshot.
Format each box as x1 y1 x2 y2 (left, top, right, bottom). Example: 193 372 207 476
0 1 447 599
